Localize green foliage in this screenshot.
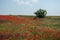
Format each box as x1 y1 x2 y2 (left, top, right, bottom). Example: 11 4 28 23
34 9 47 18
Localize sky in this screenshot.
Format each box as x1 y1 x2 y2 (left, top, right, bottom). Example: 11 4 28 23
0 0 60 16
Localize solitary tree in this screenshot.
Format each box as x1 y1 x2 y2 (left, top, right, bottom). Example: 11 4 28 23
34 9 47 18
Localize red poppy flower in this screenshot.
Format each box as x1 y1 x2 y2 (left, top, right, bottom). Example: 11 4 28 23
14 33 20 38
29 30 33 33
25 32 29 37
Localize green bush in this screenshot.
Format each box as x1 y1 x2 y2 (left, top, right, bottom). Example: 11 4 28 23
34 9 47 18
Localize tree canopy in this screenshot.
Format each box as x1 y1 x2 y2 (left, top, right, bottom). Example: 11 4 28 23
34 9 47 18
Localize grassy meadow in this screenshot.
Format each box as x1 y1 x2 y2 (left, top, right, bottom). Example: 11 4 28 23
0 16 60 40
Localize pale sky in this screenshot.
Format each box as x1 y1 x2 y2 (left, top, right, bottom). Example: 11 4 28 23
0 0 60 16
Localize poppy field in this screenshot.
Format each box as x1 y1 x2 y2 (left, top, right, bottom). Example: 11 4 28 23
0 15 60 40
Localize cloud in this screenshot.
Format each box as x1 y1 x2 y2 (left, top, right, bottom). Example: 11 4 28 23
13 0 39 5
32 0 39 3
